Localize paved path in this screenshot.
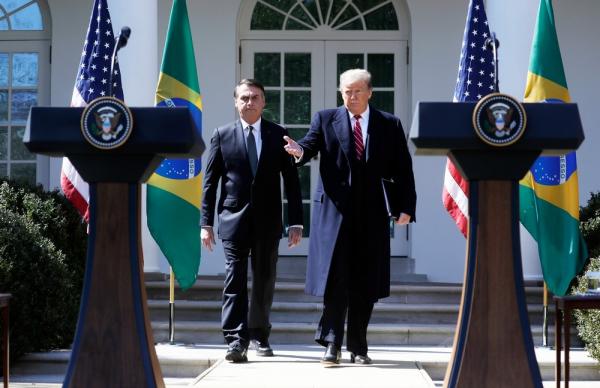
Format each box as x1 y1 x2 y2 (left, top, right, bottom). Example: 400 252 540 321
7 345 600 387
190 345 434 388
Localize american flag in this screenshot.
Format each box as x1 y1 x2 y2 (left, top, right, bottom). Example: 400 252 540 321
443 0 495 237
61 0 123 221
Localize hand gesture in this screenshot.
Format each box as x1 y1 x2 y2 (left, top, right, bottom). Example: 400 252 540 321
283 136 303 158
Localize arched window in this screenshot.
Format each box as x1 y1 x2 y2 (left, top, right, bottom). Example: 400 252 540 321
0 0 43 30
0 0 50 186
251 0 398 31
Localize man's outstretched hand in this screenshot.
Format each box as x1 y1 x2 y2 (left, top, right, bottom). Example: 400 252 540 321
283 136 303 158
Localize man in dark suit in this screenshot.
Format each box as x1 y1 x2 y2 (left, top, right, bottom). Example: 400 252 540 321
284 69 416 365
201 79 303 363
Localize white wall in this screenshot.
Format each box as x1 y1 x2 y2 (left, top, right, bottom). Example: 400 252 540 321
487 0 600 278
553 0 600 204
47 0 90 190
406 0 469 283
157 0 243 276
488 0 600 206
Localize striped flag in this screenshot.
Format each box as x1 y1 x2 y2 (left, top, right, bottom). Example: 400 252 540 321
146 0 202 290
60 0 123 222
443 0 495 237
518 0 588 296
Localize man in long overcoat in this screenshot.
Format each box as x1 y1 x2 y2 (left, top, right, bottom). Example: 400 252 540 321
284 69 416 365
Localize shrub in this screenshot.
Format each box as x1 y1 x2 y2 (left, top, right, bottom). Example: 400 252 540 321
572 257 600 362
571 191 600 363
580 191 600 258
0 179 87 360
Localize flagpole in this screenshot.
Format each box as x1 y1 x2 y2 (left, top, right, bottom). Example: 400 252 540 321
542 282 549 347
169 267 175 344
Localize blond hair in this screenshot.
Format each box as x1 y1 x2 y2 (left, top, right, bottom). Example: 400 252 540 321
339 69 372 90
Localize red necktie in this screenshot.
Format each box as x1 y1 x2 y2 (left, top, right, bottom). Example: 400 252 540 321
353 115 364 160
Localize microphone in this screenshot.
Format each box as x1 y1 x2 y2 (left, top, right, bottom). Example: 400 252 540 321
108 26 132 98
115 26 131 51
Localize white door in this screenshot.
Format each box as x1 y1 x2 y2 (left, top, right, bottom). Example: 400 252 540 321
0 40 50 188
241 39 410 256
325 40 409 256
241 40 324 254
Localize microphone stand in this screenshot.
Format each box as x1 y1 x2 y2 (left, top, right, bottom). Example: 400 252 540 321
108 26 131 98
486 33 500 92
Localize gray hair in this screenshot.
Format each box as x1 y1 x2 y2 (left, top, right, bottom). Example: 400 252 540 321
339 69 372 90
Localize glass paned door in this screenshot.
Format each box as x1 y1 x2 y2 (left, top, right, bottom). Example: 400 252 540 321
325 40 410 256
241 39 410 257
241 40 324 255
0 40 49 186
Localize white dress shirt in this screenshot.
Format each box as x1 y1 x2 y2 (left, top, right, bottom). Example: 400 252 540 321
348 106 370 146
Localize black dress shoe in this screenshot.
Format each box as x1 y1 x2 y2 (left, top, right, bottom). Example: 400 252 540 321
225 345 248 363
250 339 274 357
350 352 372 365
320 343 341 365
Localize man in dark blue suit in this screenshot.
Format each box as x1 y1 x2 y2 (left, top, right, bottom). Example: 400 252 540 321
201 79 303 363
284 69 416 365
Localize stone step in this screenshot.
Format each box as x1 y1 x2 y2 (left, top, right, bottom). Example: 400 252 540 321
146 278 544 305
148 299 551 326
151 321 567 348
276 256 428 282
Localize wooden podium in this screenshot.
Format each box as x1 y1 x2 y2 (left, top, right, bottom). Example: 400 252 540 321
410 99 584 388
24 105 204 388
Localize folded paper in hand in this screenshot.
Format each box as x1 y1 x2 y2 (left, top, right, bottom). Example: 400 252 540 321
381 178 400 219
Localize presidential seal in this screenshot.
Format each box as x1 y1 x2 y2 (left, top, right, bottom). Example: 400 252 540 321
472 93 526 147
81 96 133 150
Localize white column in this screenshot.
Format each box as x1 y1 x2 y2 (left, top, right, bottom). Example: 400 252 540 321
108 0 165 274
486 0 543 281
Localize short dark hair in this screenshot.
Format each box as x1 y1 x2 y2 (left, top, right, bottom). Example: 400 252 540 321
234 79 265 98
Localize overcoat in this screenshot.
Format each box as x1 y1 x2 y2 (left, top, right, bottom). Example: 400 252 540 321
298 106 416 302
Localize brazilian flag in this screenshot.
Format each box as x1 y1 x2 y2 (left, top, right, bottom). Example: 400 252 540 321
147 0 202 290
519 0 588 296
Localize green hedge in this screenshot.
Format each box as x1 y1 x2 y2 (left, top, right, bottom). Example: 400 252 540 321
573 257 600 362
0 180 86 360
572 191 600 363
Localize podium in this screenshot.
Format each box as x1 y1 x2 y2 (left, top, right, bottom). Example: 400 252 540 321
24 104 204 388
410 98 584 388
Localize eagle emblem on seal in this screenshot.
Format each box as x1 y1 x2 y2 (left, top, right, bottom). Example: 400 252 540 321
94 106 124 140
485 102 516 137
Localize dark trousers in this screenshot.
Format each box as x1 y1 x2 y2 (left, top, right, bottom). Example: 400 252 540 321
315 158 374 356
221 238 278 348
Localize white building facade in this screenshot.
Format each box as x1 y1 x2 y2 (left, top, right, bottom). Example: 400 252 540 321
2 0 599 283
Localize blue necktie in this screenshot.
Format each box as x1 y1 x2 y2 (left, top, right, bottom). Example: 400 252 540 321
247 125 258 176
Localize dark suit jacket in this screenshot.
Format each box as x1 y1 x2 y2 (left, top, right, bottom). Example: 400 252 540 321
201 118 303 243
297 105 416 302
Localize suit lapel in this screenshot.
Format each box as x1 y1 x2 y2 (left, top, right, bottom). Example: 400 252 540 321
255 119 272 177
366 106 379 162
234 120 251 168
332 106 352 162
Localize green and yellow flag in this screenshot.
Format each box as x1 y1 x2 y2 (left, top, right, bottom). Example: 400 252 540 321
519 0 588 296
147 0 202 290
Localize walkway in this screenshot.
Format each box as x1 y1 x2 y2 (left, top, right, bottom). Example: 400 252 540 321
8 344 600 387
